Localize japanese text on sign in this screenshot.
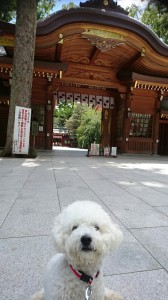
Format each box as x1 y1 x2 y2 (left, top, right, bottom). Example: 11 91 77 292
12 106 31 155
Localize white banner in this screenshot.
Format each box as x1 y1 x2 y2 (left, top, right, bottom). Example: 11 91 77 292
90 143 99 156
111 147 117 156
12 106 31 155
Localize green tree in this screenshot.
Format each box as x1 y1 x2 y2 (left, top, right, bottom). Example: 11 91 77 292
127 2 168 44
142 0 168 12
37 0 56 20
126 4 143 19
3 0 37 156
141 3 168 44
65 104 87 145
1 0 57 156
0 0 16 22
0 0 56 22
54 101 74 128
62 2 78 10
77 107 101 149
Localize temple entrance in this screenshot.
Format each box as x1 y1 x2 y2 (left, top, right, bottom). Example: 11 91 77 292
52 88 117 150
1 1 168 155
158 123 168 155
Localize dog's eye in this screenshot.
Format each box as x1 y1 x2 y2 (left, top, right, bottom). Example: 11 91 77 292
72 225 78 231
94 225 99 231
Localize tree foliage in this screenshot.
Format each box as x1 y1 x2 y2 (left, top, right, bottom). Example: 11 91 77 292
0 0 56 22
65 104 101 149
62 2 78 10
0 0 16 22
126 4 143 19
141 2 168 43
37 0 56 20
127 2 168 44
65 104 87 145
54 101 74 128
77 107 101 149
143 0 168 12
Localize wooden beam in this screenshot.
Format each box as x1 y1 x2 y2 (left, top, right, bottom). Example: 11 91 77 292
0 57 113 74
132 73 168 85
90 47 100 65
68 62 113 73
35 61 68 72
53 84 113 96
0 56 12 67
0 57 68 72
55 42 63 62
57 77 126 92
118 52 142 73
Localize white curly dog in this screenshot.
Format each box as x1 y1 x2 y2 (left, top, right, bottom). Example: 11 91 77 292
31 201 123 300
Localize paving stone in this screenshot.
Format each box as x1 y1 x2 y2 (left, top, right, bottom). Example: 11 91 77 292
104 269 168 300
103 229 161 275
0 236 55 300
123 184 168 207
99 193 168 228
156 206 168 216
130 227 168 272
1 153 168 300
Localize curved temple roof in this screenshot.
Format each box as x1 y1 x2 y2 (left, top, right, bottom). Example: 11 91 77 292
0 1 168 89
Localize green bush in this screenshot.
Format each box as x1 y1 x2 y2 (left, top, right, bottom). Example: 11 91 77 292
77 107 101 149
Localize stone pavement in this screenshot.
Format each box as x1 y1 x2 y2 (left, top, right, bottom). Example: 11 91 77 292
0 149 168 300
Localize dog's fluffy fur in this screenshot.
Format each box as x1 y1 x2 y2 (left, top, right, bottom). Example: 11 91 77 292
31 201 123 300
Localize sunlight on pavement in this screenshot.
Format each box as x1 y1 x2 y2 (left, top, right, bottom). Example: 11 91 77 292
118 181 136 186
142 181 165 188
22 161 40 167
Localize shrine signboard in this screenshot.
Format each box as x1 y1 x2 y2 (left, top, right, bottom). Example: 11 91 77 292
90 143 99 155
12 106 31 155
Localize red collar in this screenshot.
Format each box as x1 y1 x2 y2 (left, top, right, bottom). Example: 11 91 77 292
69 264 99 285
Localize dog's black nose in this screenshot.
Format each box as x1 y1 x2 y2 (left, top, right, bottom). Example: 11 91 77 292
81 235 92 246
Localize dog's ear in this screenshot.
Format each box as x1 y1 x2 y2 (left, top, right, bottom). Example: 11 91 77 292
52 213 67 253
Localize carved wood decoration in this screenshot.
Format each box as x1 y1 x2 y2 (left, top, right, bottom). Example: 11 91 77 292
82 29 126 52
65 70 113 82
0 37 14 47
83 35 125 52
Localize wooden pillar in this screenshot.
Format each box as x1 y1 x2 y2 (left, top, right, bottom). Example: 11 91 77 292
45 82 61 149
152 92 160 155
45 83 54 149
122 91 133 153
101 108 111 147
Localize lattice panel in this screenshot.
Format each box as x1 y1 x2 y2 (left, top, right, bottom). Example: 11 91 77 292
57 92 114 109
74 94 81 103
89 95 96 106
66 93 74 102
96 95 103 107
103 96 110 108
58 92 65 101
110 97 114 109
81 94 89 104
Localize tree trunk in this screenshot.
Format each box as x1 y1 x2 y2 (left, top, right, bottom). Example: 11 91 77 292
3 0 38 156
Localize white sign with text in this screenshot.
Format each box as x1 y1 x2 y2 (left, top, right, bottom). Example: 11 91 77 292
12 106 31 155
